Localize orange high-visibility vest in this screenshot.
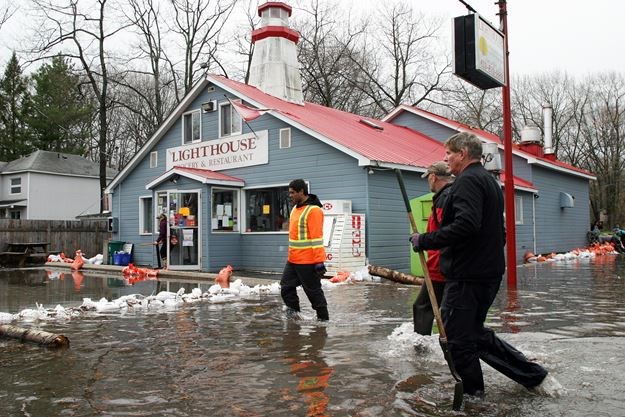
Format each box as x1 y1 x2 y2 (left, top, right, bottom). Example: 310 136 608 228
288 204 325 264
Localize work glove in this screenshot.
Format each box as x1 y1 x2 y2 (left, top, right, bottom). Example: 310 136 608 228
314 263 327 278
409 232 421 252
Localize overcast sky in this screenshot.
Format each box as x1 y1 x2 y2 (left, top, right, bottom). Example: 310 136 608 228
0 0 623 78
362 0 625 77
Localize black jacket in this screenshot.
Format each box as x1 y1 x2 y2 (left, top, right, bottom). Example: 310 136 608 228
417 162 505 281
298 194 323 208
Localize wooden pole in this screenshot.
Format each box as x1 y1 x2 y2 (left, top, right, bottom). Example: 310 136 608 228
0 324 70 348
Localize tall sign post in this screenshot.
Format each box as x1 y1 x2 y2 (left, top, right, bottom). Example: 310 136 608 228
452 1 517 286
497 0 517 286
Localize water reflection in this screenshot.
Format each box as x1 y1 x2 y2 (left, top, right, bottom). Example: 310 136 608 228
1 258 625 417
283 322 333 417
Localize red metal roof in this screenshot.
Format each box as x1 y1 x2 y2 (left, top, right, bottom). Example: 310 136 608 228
387 105 594 178
145 166 245 190
210 75 446 170
500 171 537 192
174 167 245 183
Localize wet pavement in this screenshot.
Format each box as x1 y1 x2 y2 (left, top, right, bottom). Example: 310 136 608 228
1 256 625 416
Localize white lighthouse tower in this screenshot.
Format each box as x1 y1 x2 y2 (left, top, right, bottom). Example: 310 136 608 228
248 2 304 105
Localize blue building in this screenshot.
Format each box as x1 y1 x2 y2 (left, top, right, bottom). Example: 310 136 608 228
105 2 594 274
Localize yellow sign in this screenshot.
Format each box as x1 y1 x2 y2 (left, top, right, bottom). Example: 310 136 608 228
263 205 271 214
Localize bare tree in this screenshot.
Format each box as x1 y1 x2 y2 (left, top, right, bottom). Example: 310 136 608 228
581 73 625 226
29 0 130 211
231 0 260 84
0 3 16 31
347 2 450 117
167 0 237 99
293 0 371 114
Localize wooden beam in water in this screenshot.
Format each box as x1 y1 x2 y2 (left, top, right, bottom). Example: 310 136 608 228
0 324 70 348
368 265 424 286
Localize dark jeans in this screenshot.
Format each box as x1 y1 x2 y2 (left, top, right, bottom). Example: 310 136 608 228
441 280 548 395
281 262 328 320
413 280 445 335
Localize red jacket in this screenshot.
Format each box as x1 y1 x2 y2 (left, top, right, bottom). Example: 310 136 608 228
426 183 452 282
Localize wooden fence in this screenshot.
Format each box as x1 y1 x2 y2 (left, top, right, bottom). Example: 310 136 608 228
0 219 110 257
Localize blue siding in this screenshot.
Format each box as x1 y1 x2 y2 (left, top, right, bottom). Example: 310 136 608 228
365 169 430 272
390 113 457 142
532 166 590 253
513 191 537 258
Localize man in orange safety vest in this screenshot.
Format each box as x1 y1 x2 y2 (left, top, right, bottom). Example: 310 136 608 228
280 179 329 321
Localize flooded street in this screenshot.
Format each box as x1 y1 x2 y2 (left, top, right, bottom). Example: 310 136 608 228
1 257 625 416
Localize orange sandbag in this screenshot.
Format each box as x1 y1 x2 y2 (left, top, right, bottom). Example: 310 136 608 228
216 265 233 288
329 271 351 283
71 250 84 270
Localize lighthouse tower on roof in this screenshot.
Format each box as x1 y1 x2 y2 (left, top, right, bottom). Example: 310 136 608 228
248 2 304 105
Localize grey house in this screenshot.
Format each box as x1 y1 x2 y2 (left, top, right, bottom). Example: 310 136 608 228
0 150 116 220
105 2 593 273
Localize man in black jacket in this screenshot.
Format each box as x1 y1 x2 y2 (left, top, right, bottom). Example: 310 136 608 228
410 132 547 396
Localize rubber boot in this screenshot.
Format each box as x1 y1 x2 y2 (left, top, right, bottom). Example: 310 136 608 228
316 306 329 321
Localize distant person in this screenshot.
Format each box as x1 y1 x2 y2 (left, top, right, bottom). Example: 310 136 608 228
410 132 548 396
611 225 625 253
155 214 168 268
413 161 453 335
280 179 329 321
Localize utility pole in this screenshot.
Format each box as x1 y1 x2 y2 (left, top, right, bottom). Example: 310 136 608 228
497 0 517 286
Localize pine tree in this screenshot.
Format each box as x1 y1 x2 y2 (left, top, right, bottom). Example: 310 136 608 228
0 52 32 160
29 54 94 154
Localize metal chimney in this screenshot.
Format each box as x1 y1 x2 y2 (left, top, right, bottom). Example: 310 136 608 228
248 2 304 105
542 103 554 158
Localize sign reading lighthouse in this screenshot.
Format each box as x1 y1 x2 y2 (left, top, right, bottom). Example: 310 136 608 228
166 130 269 171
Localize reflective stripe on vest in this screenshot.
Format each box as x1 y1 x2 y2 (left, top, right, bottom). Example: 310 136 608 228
289 205 324 250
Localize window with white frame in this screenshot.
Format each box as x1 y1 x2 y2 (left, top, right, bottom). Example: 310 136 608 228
150 151 158 168
279 128 291 149
219 100 242 137
245 186 290 232
139 196 153 234
515 195 523 224
10 177 21 194
10 210 20 219
212 188 239 232
182 110 201 144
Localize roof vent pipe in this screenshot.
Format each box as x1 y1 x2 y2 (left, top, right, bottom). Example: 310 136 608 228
542 103 554 156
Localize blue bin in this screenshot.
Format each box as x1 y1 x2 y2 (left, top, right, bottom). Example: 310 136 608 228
113 252 131 266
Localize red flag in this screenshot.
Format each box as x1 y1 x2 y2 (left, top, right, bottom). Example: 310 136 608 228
227 98 271 122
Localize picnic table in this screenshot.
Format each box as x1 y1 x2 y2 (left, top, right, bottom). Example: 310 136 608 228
0 242 50 267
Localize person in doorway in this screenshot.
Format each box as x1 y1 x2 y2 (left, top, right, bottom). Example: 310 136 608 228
280 179 329 321
413 161 453 335
155 214 168 268
410 132 548 396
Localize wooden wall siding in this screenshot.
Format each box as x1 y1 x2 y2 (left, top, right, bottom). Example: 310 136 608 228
0 219 109 256
390 112 457 143
531 166 589 253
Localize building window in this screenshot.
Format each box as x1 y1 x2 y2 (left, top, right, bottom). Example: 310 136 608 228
212 188 239 232
182 110 201 144
10 210 20 219
10 177 21 194
219 100 242 137
279 128 291 149
515 195 523 225
245 186 290 232
139 196 153 234
150 151 158 168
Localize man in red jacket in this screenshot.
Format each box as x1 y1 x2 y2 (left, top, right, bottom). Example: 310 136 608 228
413 161 453 335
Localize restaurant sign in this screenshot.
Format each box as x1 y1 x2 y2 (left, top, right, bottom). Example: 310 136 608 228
166 130 268 171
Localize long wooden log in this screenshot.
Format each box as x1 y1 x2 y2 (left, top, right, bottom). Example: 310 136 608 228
0 324 70 348
368 265 424 286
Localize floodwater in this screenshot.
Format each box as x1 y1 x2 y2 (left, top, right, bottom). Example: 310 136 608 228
1 257 625 417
